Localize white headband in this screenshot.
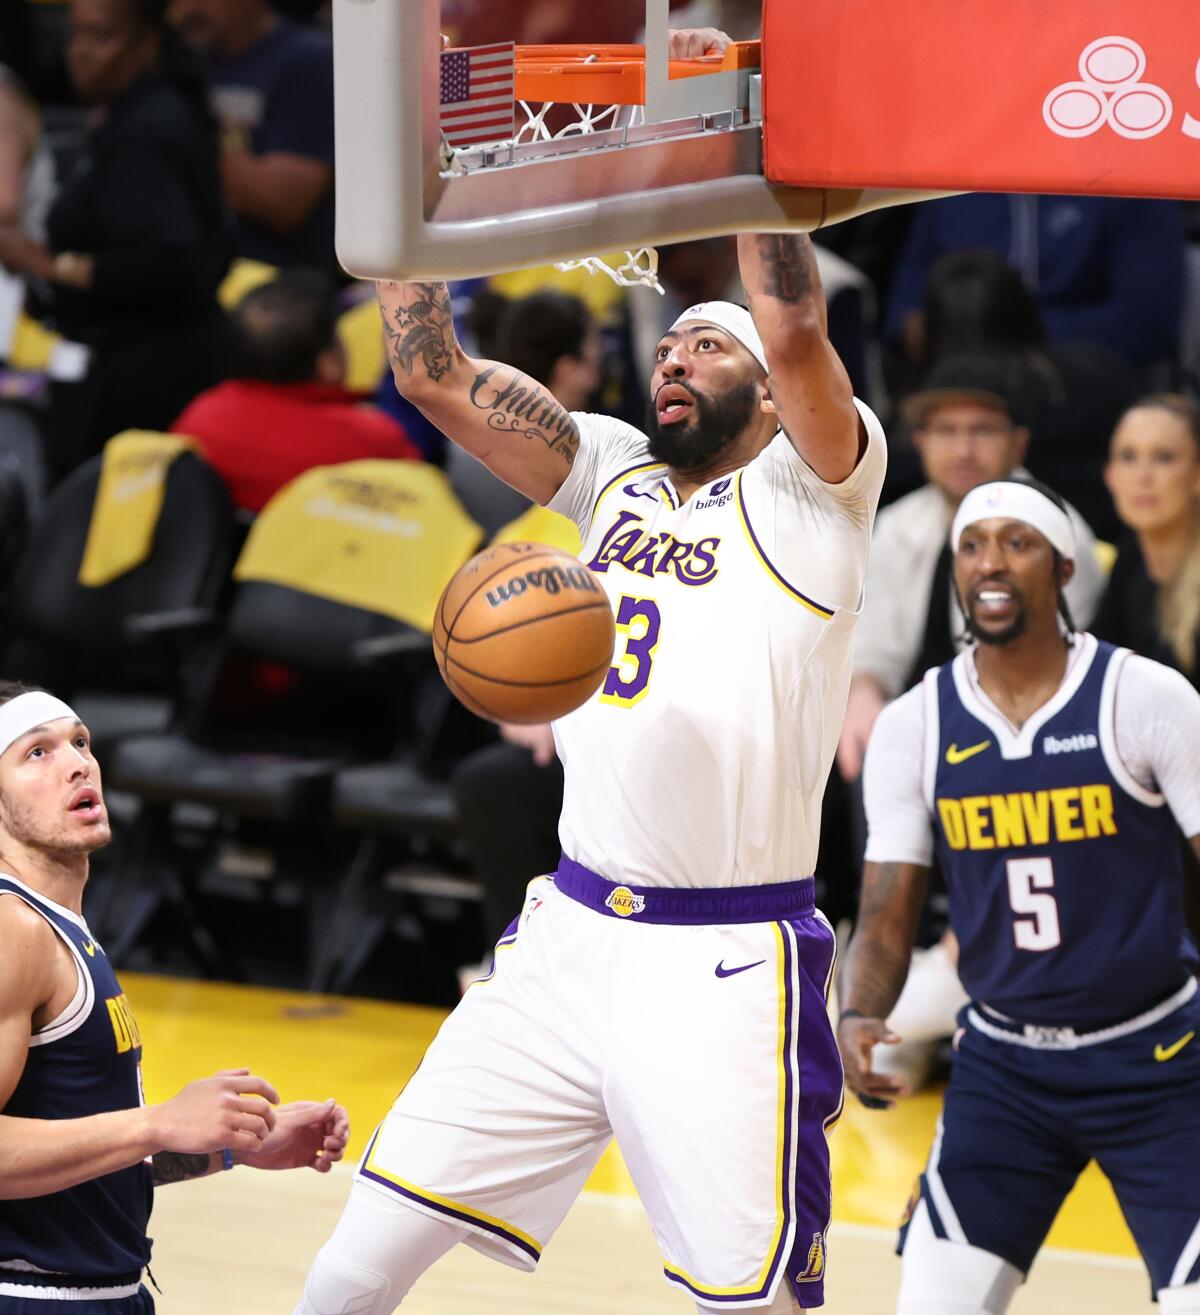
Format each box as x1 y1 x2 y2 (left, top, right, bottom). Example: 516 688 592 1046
951 481 1076 560
0 692 80 762
669 301 769 374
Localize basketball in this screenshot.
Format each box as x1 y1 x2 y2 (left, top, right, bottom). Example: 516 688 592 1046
433 542 616 724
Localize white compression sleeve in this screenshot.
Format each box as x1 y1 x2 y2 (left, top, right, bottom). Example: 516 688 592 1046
293 1180 467 1315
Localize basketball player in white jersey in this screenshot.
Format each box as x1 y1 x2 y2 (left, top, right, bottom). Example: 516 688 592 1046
293 227 887 1314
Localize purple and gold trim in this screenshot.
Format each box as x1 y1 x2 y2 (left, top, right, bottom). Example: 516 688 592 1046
358 1126 543 1267
663 920 800 1303
591 460 667 524
735 471 834 620
554 855 816 926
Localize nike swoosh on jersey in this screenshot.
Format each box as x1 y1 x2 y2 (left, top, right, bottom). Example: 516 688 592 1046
1154 1031 1195 1062
715 959 766 978
946 739 992 765
81 940 96 957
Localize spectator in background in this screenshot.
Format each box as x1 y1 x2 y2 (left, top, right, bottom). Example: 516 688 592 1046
1096 394 1200 960
172 0 335 274
0 0 230 481
886 194 1185 374
0 68 52 243
493 289 604 414
172 269 420 514
910 250 1139 536
1097 394 1200 688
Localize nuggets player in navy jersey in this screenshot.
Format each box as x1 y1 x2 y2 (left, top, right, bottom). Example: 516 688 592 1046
838 479 1200 1315
0 680 350 1313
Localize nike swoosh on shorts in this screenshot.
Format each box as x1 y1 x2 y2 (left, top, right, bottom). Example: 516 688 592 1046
715 959 766 978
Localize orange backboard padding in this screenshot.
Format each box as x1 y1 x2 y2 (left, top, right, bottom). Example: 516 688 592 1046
762 0 1200 200
515 41 760 107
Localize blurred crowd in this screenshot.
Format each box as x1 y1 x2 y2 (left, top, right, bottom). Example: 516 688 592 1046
0 0 1198 1005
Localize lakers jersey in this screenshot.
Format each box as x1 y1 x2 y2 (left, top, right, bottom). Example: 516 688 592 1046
0 875 153 1281
547 405 886 889
926 639 1187 1027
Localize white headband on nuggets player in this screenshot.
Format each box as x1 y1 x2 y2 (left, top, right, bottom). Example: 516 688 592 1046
951 481 1076 561
669 301 769 374
0 692 80 762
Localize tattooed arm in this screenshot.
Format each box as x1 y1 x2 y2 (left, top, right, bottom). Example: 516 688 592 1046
377 280 580 504
736 234 863 483
152 1151 220 1185
837 860 931 1107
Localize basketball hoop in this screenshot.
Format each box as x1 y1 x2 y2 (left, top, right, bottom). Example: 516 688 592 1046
443 42 763 294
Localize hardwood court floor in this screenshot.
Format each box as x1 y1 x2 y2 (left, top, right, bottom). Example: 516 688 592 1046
129 973 1157 1314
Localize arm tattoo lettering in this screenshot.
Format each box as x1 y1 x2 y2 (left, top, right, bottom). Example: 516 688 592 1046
755 234 815 303
469 366 580 467
151 1151 211 1186
381 282 455 383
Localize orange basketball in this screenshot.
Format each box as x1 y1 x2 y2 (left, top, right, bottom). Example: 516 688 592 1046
433 542 616 724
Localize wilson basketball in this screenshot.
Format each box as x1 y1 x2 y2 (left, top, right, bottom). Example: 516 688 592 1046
433 542 616 724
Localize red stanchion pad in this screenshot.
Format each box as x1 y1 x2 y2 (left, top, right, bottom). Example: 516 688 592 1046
763 0 1200 199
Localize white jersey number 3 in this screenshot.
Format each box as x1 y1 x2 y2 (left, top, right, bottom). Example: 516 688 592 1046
600 596 662 707
1006 857 1062 951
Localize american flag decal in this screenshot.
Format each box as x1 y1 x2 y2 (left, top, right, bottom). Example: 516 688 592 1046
439 43 516 148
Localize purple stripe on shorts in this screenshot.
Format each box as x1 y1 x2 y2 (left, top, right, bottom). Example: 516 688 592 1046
358 1128 541 1266
783 914 842 1308
554 854 815 925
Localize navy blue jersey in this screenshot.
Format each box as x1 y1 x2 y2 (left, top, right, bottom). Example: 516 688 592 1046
928 639 1187 1027
0 877 153 1281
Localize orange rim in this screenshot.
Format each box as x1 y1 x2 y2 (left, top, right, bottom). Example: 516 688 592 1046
514 40 760 106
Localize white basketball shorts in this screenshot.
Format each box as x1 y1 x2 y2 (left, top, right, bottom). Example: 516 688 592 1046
356 857 844 1309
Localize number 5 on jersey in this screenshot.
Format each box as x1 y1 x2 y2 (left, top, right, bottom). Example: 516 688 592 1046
601 596 662 707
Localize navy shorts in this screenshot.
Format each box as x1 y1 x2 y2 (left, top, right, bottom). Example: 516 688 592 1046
0 1286 154 1314
899 986 1200 1295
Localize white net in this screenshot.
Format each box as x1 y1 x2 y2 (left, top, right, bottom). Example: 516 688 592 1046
514 98 644 144
512 91 664 294
554 247 663 293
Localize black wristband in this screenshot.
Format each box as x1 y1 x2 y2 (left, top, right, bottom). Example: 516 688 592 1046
838 1008 868 1026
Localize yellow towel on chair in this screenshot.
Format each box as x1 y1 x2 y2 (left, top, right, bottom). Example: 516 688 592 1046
233 460 483 632
491 504 582 555
78 431 198 587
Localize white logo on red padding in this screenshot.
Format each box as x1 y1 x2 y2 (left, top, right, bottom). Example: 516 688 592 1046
1044 36 1172 140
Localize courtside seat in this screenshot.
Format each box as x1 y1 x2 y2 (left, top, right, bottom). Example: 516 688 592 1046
0 403 48 520
110 734 346 821
330 757 460 840
0 460 28 589
1 450 238 759
97 455 481 981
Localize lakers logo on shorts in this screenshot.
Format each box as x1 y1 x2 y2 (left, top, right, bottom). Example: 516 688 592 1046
604 886 646 917
796 1232 825 1282
899 1176 921 1228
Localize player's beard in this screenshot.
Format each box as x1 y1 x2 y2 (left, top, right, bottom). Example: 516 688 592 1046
962 589 1029 647
0 788 110 857
644 379 760 471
